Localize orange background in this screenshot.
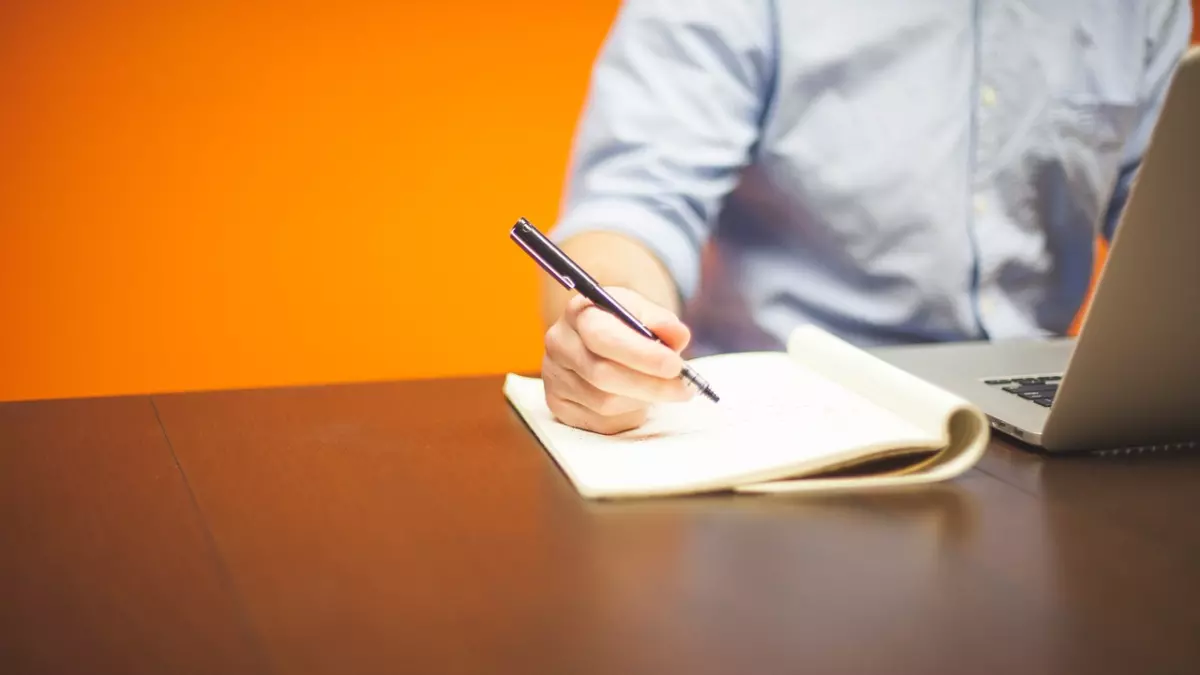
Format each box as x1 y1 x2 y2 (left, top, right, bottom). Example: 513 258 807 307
1 2 1197 403
1 1 621 402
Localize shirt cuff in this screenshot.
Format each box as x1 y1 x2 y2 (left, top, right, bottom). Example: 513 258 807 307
549 199 704 302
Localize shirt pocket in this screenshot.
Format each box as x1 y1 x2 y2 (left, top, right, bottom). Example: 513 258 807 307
1047 13 1144 155
1046 97 1138 157
1036 33 1142 223
1036 97 1136 231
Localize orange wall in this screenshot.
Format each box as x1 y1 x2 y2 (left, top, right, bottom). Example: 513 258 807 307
1 1 621 402
1 3 1197 403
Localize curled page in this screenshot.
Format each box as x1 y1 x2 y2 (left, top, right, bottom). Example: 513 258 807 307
734 326 990 494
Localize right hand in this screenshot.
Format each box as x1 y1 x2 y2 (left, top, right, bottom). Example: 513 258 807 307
542 287 695 434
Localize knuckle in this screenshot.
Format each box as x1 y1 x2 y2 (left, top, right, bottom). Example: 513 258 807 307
541 357 565 394
578 307 618 346
545 394 571 421
586 359 616 387
572 312 611 349
591 391 630 417
583 330 620 363
546 325 585 371
565 294 591 319
574 306 602 337
597 325 629 357
543 327 560 358
570 409 608 434
547 395 589 433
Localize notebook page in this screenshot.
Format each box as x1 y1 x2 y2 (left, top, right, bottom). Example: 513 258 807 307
729 326 994 494
787 325 970 438
504 352 941 498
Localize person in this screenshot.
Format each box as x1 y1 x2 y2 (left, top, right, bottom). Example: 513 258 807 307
538 1 1194 434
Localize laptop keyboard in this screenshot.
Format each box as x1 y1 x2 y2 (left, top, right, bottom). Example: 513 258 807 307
983 375 1062 407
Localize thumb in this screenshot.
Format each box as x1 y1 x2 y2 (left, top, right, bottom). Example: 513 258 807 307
602 286 693 354
646 314 691 354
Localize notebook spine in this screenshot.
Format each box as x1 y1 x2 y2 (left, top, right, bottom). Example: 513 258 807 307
1090 440 1198 457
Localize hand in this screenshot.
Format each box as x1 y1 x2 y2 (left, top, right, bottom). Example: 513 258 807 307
542 287 694 434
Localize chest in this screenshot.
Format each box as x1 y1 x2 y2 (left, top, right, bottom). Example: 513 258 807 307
759 1 1148 190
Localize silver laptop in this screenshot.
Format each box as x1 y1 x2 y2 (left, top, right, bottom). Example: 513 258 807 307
871 47 1200 454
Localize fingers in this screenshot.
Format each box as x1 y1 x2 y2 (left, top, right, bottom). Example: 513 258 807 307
603 286 692 348
545 389 648 436
545 319 692 404
564 292 691 379
644 315 691 354
541 357 646 418
543 286 697 434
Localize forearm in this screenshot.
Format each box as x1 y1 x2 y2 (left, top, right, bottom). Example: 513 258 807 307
539 230 681 328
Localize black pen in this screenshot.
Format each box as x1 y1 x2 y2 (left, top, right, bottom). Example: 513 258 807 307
510 217 719 403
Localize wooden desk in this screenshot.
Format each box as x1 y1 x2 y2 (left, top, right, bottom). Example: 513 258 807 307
3 376 1199 675
0 397 262 674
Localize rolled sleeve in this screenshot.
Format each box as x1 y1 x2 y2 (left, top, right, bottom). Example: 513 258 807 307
551 0 775 301
552 197 707 300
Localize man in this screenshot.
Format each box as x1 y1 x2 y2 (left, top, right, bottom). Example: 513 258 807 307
539 1 1194 434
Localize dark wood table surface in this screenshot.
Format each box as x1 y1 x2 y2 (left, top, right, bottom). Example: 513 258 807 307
3 375 1199 675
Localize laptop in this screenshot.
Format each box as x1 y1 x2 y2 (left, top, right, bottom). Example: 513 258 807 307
870 46 1200 454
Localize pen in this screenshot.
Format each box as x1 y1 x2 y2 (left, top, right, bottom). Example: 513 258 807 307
510 217 719 403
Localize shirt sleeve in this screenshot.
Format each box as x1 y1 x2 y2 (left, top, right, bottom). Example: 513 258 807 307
550 0 776 301
1102 0 1194 241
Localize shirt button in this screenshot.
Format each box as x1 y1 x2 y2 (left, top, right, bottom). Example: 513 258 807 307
980 296 996 315
981 85 997 107
973 196 987 214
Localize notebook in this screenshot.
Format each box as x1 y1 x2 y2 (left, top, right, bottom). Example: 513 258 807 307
503 325 991 499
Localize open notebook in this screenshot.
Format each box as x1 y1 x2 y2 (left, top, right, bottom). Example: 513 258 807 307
504 325 991 499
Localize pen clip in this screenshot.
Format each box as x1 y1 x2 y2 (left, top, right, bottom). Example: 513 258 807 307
510 226 576 290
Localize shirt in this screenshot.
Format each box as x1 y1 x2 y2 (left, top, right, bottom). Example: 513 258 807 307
549 0 1193 354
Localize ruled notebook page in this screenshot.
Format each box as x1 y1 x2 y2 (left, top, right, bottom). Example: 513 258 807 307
504 352 940 498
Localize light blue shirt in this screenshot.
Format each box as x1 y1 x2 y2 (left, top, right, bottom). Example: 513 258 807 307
550 0 1193 354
